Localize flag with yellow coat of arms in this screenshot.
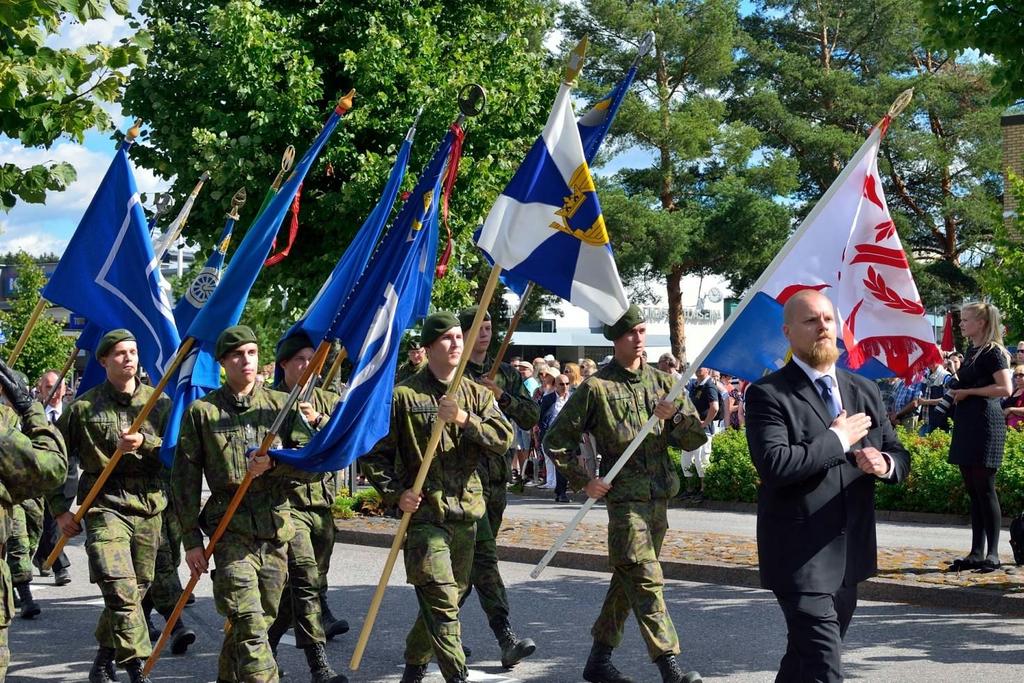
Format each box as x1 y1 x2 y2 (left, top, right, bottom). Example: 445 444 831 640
476 48 630 326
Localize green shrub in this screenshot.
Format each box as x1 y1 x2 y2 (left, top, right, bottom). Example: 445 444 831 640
704 428 759 503
353 487 384 515
332 494 356 520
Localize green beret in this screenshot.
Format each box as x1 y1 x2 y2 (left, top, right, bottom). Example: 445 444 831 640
458 306 491 334
216 325 258 360
95 329 136 360
603 304 645 341
421 311 460 347
275 331 313 363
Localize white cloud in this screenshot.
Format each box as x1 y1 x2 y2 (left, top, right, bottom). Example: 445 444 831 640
44 6 135 50
0 221 69 256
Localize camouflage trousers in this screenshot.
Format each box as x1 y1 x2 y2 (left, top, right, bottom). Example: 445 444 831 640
458 485 509 623
213 534 287 683
85 508 161 663
7 499 43 585
270 507 334 648
148 500 185 616
1 555 12 678
592 499 680 661
404 520 476 682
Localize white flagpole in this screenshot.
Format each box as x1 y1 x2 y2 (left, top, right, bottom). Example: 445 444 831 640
530 90 914 579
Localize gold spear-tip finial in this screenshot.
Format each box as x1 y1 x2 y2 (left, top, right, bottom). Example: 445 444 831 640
887 88 915 119
126 118 143 142
335 88 356 115
271 145 296 191
227 187 247 220
564 36 589 84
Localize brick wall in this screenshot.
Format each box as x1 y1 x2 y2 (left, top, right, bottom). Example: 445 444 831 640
1003 112 1024 240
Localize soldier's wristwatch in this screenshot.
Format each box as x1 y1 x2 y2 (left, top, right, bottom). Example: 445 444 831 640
671 410 684 425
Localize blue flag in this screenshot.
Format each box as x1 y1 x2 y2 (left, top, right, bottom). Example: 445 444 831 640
269 127 457 472
184 100 350 346
158 219 237 466
42 145 182 389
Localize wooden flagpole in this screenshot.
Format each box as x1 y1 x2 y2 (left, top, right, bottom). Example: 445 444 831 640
486 282 534 381
5 298 47 367
43 337 196 569
145 341 331 675
349 266 503 671
320 347 348 391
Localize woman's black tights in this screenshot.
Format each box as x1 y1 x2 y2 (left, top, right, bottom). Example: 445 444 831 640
959 464 1001 562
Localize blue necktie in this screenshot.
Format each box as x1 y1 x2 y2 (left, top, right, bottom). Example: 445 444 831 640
816 376 841 420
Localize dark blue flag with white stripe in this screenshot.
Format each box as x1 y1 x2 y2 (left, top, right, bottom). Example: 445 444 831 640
269 126 457 472
41 144 181 390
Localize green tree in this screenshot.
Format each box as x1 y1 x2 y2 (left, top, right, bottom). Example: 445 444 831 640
124 0 558 321
0 0 150 210
561 0 795 362
979 173 1024 340
732 0 1004 309
0 252 77 382
921 1 1024 105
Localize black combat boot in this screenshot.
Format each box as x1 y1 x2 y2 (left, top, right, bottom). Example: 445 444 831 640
654 654 702 683
122 658 152 683
489 615 536 668
88 646 118 683
168 615 197 655
583 641 636 683
447 673 469 683
319 592 350 639
400 662 428 683
15 582 40 619
303 642 348 683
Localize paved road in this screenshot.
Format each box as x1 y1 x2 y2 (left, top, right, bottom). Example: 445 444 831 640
504 493 1018 558
7 540 1024 682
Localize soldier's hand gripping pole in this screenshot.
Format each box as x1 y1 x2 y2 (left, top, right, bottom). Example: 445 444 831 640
144 340 332 676
44 337 197 570
349 266 503 671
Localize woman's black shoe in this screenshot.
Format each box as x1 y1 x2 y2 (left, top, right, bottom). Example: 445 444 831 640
975 559 1002 574
946 557 983 572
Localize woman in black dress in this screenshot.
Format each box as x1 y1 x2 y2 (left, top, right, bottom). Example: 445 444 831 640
947 302 1013 572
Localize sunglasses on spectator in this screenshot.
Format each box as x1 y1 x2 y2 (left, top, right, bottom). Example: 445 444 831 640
557 381 570 386
1014 373 1024 378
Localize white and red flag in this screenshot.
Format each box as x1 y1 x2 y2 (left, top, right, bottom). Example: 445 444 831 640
702 116 942 381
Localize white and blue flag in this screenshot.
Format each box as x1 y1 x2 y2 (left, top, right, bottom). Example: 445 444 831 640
42 144 181 388
476 81 629 325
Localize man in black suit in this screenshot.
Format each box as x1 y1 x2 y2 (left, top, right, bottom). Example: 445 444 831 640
744 289 910 682
538 373 572 502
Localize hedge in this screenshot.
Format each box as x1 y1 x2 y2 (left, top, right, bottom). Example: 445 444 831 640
672 426 1024 515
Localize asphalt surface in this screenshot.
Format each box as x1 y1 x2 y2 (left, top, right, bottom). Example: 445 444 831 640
7 540 1024 682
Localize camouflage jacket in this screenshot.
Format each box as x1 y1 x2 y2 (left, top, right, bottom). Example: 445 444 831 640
542 359 706 503
1 403 67 548
361 366 514 525
465 355 539 431
395 359 426 385
54 380 168 518
272 381 340 511
172 384 315 551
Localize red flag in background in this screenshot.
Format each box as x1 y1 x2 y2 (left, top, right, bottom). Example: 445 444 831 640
940 311 955 353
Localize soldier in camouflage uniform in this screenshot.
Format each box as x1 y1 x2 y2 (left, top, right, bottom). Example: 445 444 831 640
172 326 335 683
0 359 67 678
543 305 707 683
362 312 514 683
265 331 348 683
53 329 168 683
7 497 43 618
395 335 427 385
457 306 537 667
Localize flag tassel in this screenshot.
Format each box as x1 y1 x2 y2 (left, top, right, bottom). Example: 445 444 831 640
44 337 196 570
434 123 465 279
350 266 503 671
145 341 332 676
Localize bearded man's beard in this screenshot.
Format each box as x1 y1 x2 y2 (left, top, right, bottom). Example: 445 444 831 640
803 338 840 367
